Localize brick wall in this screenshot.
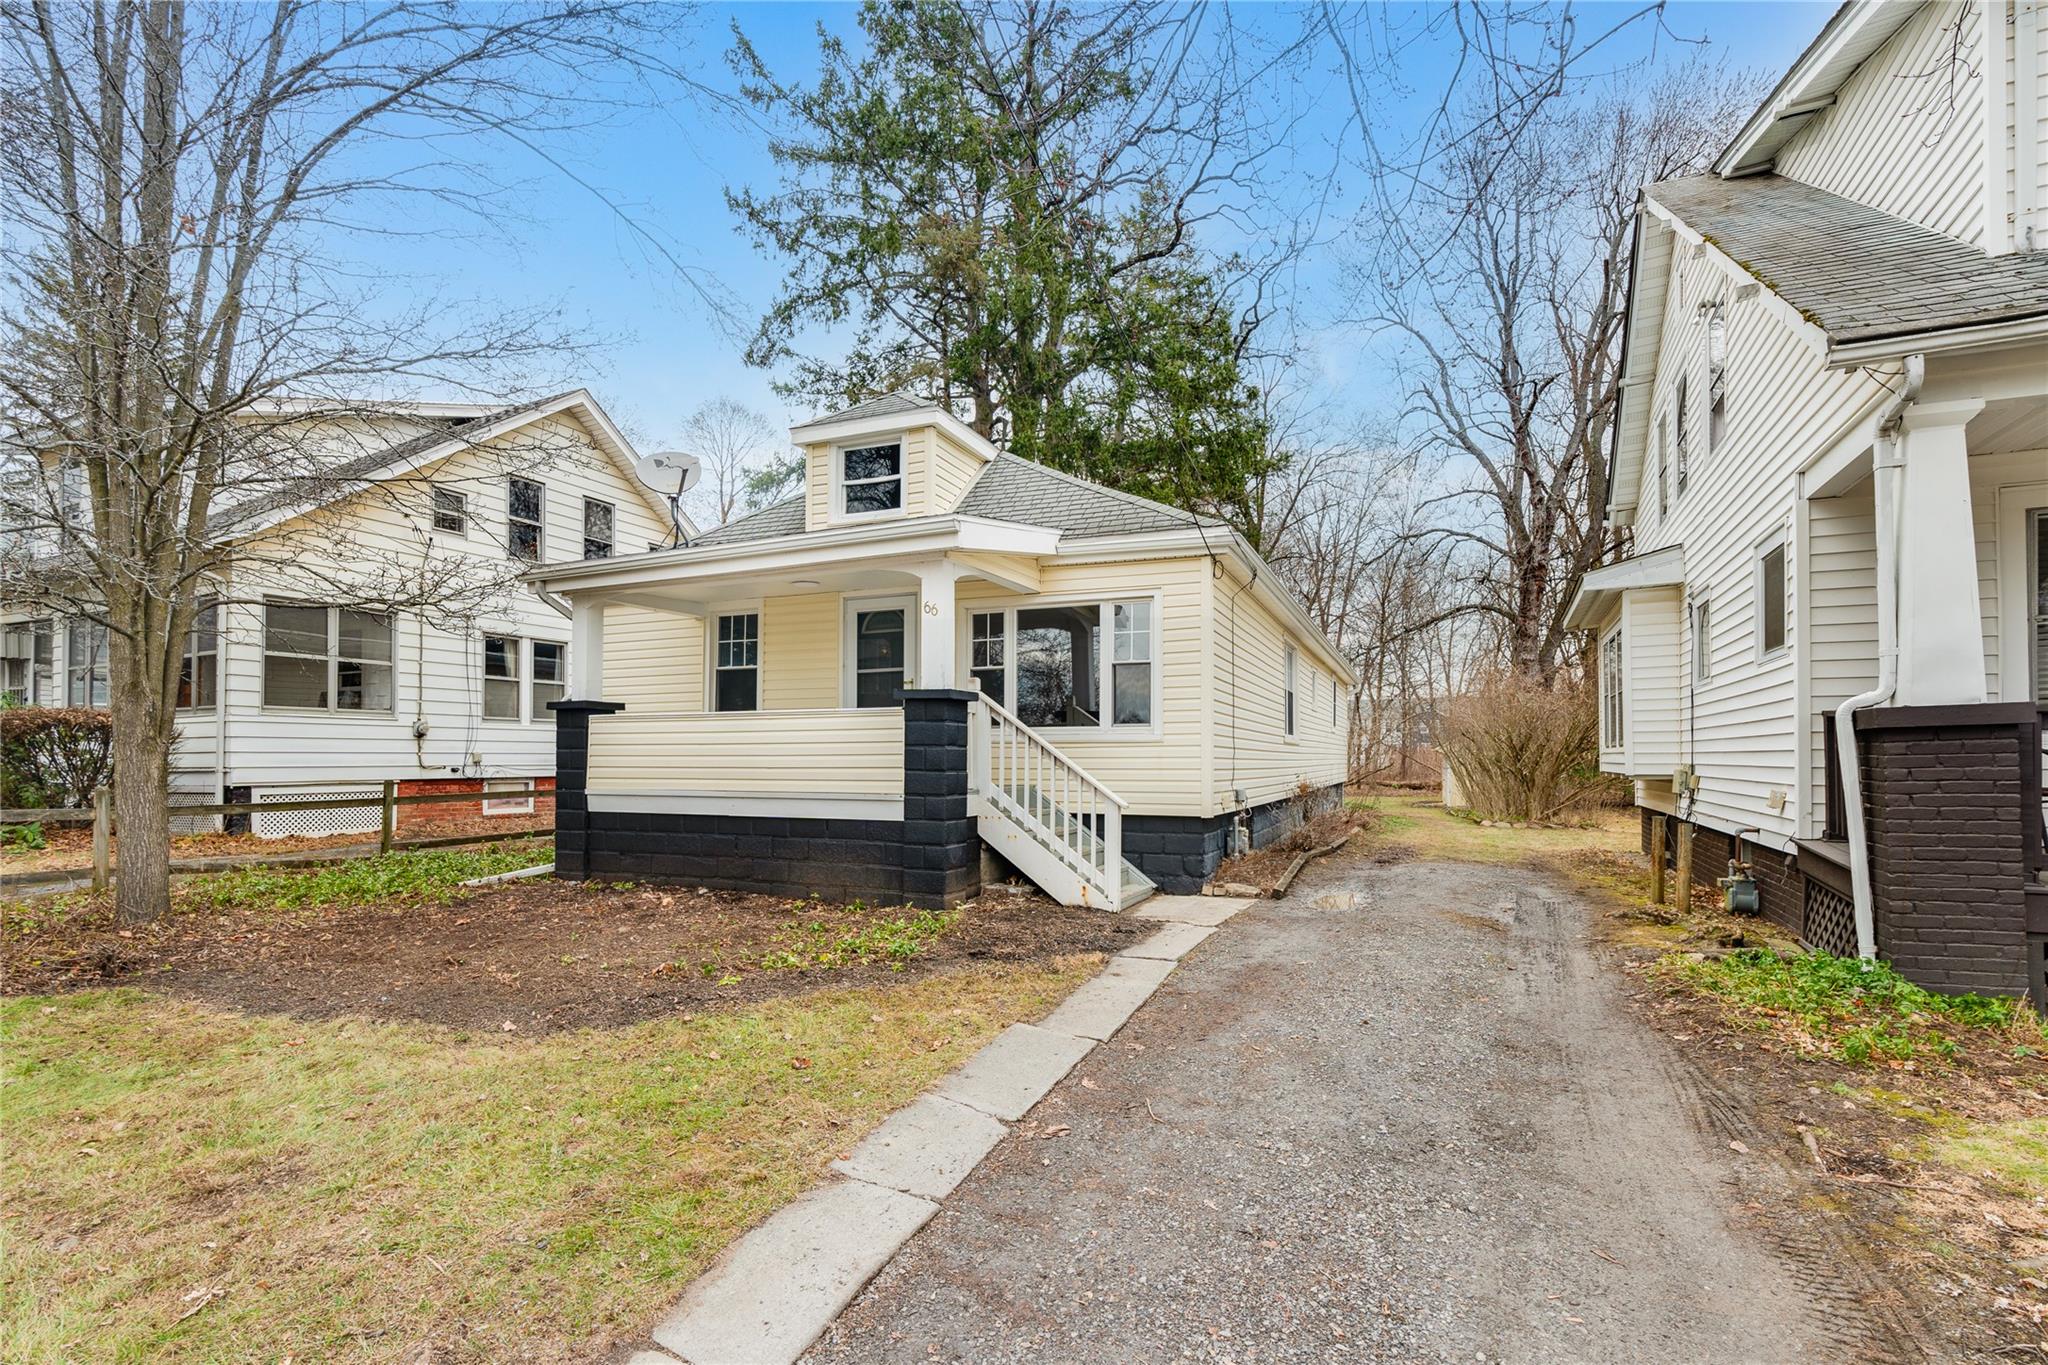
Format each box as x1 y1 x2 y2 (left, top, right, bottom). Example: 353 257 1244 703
395 776 555 828
1857 706 2035 998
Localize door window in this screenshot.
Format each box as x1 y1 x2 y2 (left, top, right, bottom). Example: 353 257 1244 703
851 605 907 708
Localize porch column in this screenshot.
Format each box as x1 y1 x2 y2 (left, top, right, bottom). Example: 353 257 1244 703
901 688 981 908
1894 400 1986 706
545 698 625 881
913 560 961 691
569 597 606 700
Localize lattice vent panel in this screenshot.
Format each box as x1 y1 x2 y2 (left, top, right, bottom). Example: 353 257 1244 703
1800 877 1859 959
251 787 381 840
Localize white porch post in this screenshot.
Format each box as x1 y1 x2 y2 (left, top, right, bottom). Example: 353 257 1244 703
1894 399 1986 706
914 560 962 690
570 596 606 699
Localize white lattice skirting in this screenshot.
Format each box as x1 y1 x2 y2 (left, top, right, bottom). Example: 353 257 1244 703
251 786 382 839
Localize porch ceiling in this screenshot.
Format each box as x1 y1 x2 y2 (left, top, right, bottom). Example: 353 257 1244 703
1969 395 2048 456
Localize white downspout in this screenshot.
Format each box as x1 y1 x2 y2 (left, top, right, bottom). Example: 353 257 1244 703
1832 354 1923 961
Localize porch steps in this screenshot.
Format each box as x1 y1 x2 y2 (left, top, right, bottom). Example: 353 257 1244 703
976 787 1155 911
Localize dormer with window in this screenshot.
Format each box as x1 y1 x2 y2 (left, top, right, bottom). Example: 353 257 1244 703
790 395 998 532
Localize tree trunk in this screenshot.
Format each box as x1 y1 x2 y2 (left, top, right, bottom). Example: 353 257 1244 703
110 704 173 926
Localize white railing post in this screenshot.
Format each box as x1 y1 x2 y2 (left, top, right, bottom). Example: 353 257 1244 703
967 698 989 814
1105 803 1123 913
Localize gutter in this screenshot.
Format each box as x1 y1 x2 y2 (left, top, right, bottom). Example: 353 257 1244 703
1831 352 1922 961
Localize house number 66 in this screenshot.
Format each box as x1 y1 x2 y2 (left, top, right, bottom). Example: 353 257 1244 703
923 601 939 616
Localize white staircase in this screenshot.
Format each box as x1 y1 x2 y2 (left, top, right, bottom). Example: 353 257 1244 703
968 695 1154 912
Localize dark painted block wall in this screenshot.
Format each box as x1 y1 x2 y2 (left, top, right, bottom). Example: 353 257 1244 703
901 690 982 908
583 810 907 902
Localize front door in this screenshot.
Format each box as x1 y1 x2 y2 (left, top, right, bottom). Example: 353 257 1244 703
842 595 915 708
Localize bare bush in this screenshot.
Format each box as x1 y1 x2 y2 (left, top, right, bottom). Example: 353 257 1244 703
1436 676 1600 823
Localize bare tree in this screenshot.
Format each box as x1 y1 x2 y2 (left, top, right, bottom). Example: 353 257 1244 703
681 397 781 528
0 0 700 924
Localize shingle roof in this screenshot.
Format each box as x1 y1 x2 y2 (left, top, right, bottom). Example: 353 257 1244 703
1646 174 2048 344
807 393 939 425
689 451 1223 548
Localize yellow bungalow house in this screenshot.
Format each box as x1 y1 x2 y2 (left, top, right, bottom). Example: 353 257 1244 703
528 395 1353 911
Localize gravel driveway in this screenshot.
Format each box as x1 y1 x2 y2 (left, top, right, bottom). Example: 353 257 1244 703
804 853 1881 1363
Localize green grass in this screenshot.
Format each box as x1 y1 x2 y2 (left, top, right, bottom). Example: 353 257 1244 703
1652 948 2046 1064
1355 794 1639 866
1 960 1096 1364
179 837 552 911
759 904 960 972
1926 1116 2048 1198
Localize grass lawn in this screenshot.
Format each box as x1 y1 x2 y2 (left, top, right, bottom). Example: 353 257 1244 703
1351 792 1640 865
2 960 1095 1363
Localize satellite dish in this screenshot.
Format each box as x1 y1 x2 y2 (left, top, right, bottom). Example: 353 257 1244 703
635 450 701 496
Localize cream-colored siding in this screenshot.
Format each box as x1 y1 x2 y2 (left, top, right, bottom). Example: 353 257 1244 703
185 408 672 791
959 554 1212 817
928 429 986 511
586 708 903 799
801 422 987 530
606 607 702 710
1623 588 1685 779
1209 559 1349 814
1972 448 2048 701
1775 0 1985 243
760 592 840 709
1628 229 1889 846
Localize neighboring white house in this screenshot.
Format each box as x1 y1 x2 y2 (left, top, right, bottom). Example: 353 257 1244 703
2 390 680 836
1567 0 2048 1002
530 394 1353 910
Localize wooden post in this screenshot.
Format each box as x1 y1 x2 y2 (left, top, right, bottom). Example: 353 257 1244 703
91 785 111 892
1674 822 1694 913
379 780 397 855
1649 817 1667 905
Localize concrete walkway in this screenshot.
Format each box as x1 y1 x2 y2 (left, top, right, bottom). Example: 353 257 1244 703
796 854 1888 1364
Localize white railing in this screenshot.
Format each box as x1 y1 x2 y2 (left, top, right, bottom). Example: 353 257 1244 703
969 693 1127 910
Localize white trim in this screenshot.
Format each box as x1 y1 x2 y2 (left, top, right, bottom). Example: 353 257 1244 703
1563 544 1688 629
957 591 1164 739
1752 535 1791 662
791 406 998 464
830 433 909 525
586 791 904 820
842 593 917 707
707 603 764 712
1825 316 2048 367
1713 1 1917 176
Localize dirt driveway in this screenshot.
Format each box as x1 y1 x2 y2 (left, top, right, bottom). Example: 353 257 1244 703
807 852 1914 1363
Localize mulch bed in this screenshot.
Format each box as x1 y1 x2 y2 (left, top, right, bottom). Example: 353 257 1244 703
1212 808 1369 893
2 880 1145 1034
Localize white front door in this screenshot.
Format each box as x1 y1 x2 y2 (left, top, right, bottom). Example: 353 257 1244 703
842 595 916 708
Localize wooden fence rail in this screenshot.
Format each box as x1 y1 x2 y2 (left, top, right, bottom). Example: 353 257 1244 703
3 783 549 892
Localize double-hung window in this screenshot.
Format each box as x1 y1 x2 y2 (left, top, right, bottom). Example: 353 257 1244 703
1283 643 1298 738
582 498 614 559
176 599 218 710
1673 378 1691 493
1600 628 1624 747
432 486 467 535
508 477 544 562
263 604 393 711
839 442 903 516
484 635 521 720
1756 542 1788 657
2 620 54 705
1691 598 1712 683
531 640 566 712
715 612 759 712
65 619 108 707
996 598 1154 731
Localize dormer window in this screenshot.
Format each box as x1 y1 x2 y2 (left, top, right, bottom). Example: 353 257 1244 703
839 442 903 517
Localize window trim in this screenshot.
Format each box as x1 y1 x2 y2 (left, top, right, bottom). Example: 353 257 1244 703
582 496 615 560
530 639 567 717
1673 377 1691 494
1754 537 1790 662
482 633 523 723
175 597 219 712
959 592 1163 739
1691 596 1712 684
508 476 545 563
1706 308 1728 454
64 618 108 708
831 435 908 523
1283 642 1298 740
259 600 397 715
1600 624 1625 749
711 608 763 712
481 778 534 816
432 485 468 536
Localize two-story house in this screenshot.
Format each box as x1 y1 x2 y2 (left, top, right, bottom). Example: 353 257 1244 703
1566 0 2048 1002
2 390 679 836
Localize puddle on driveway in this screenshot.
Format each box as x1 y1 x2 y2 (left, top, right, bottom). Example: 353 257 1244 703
1312 891 1365 911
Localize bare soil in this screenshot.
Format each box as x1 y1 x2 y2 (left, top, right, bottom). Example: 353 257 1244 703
2 881 1144 1033
1211 807 1368 892
1 815 550 875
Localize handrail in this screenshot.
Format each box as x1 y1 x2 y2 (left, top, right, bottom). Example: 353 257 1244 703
970 692 1128 911
973 693 1126 809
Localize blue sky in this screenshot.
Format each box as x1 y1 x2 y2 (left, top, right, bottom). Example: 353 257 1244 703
360 2 1835 457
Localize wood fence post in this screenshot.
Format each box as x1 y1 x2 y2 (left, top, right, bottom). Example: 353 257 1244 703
1674 822 1694 913
380 780 397 854
91 785 111 892
1649 817 1667 906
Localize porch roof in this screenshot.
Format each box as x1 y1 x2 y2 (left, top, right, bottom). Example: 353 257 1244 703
1563 544 1687 629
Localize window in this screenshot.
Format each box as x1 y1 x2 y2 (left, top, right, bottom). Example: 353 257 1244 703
1600 628 1624 747
66 619 107 707
1111 601 1151 725
1017 604 1100 727
582 498 614 559
1707 310 1728 452
715 613 760 712
1673 377 1691 493
484 635 521 720
849 604 905 708
432 486 467 535
1656 419 1669 517
176 599 218 710
0 621 52 705
971 611 1006 704
1691 598 1712 683
532 640 566 713
482 778 534 816
262 603 393 711
840 442 903 516
31 620 53 704
1757 542 1788 657
508 477 544 561
1283 643 1298 738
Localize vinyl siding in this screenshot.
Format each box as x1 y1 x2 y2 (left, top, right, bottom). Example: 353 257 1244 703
760 592 840 709
1624 588 1685 778
606 606 702 710
586 708 904 798
1804 479 1878 819
1972 447 2048 702
801 422 982 529
929 429 987 512
1775 0 1986 243
1209 559 1349 816
1991 0 2048 251
1628 233 1890 847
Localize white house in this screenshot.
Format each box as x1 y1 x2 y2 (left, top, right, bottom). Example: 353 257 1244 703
530 394 1353 910
1567 0 2048 1002
2 390 679 836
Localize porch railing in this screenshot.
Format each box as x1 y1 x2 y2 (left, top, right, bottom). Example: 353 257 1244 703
585 708 905 799
969 693 1126 910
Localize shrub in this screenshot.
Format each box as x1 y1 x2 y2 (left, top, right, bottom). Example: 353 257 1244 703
1435 675 1600 823
1 821 47 851
1 707 114 810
